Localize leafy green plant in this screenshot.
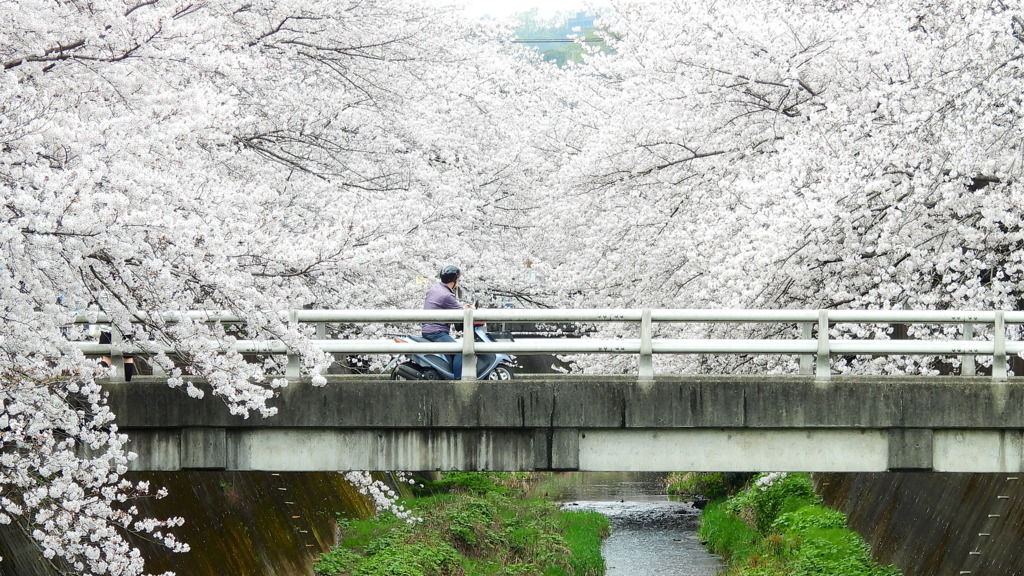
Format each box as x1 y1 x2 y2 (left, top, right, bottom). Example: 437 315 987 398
434 472 512 495
444 498 497 549
772 505 847 534
314 547 361 576
558 511 609 576
698 501 760 565
667 472 728 500
727 473 819 534
698 474 903 576
792 529 901 576
359 542 461 576
364 528 413 557
317 475 607 576
504 563 543 576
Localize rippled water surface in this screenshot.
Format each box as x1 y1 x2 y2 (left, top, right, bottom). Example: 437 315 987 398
564 500 722 576
603 528 722 576
554 473 723 576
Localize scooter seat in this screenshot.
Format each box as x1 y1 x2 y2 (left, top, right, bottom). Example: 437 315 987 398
408 335 431 343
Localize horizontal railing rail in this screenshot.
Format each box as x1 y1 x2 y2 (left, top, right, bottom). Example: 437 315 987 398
71 309 1024 382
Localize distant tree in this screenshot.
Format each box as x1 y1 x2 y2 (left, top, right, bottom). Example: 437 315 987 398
541 28 611 66
511 9 610 66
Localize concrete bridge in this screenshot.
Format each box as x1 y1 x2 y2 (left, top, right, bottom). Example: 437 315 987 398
106 374 1024 474
83 308 1024 473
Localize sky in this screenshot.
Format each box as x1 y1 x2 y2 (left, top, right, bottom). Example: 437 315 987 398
458 0 597 19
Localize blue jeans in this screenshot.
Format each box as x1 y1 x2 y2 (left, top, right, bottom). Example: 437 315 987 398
421 331 462 379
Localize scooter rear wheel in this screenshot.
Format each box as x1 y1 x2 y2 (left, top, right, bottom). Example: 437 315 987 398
487 365 514 380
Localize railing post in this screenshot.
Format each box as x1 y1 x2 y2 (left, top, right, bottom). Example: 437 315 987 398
286 310 300 380
639 308 653 381
108 325 126 382
799 321 813 375
150 352 165 376
315 321 330 373
815 310 831 382
962 322 976 377
993 311 1007 382
462 308 477 381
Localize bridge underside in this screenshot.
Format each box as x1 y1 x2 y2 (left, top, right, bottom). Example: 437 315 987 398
105 375 1024 473
123 427 1024 473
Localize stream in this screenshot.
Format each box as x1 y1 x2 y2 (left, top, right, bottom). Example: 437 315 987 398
552 473 724 576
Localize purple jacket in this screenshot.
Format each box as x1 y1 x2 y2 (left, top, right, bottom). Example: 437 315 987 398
422 283 461 334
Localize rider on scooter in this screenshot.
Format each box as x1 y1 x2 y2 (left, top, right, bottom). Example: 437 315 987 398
421 265 474 379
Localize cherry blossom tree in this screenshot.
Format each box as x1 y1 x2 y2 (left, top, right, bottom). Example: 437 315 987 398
1 0 565 572
6 0 1023 571
525 0 1024 374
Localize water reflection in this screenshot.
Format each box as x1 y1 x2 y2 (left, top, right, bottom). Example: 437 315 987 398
548 473 723 576
541 471 677 502
602 528 722 576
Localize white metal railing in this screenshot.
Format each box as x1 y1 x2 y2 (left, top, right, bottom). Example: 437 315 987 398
72 309 1024 382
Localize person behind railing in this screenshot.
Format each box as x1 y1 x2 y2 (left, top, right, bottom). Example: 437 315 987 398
95 326 135 382
421 264 474 379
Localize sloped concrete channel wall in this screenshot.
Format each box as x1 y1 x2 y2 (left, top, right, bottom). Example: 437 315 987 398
3 472 1023 574
0 471 376 576
816 473 1024 575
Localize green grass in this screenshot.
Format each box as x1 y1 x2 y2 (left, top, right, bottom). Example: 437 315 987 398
559 510 610 576
698 500 760 567
697 473 902 576
316 474 610 576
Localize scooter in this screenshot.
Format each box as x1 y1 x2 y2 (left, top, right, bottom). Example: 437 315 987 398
388 323 515 380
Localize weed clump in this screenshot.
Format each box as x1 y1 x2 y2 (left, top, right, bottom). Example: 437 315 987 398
698 472 901 576
316 473 609 576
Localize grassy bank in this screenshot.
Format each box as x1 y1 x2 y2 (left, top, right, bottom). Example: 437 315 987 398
314 472 610 576
692 473 901 576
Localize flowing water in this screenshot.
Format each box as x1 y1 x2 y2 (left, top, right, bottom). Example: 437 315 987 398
550 473 724 576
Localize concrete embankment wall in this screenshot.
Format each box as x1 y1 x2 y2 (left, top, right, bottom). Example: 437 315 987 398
0 472 376 576
815 473 1024 575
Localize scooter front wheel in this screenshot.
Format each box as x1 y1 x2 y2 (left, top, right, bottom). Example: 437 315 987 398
487 365 514 380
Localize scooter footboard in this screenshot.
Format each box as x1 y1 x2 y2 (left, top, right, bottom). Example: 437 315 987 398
485 331 514 342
